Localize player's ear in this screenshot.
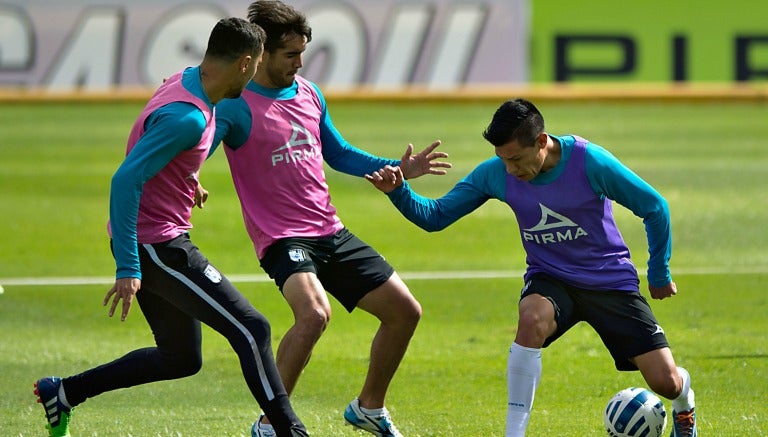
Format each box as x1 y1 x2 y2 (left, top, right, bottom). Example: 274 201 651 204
535 132 548 149
241 55 253 73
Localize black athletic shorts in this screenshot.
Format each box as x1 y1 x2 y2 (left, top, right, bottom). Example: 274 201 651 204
259 228 395 312
521 273 669 371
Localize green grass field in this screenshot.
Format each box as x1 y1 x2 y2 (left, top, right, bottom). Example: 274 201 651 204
1 100 767 436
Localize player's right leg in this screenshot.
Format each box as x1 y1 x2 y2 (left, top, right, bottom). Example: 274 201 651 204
248 272 325 434
34 377 72 437
255 237 328 434
506 275 570 437
33 242 204 435
32 287 203 435
277 271 332 395
505 294 553 437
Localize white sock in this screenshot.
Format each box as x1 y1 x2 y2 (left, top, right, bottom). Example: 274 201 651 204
505 342 542 437
359 403 385 416
671 366 695 412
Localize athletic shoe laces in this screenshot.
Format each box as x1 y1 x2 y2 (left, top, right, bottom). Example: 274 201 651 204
672 409 696 437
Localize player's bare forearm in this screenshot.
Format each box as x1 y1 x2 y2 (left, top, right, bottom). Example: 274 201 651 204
399 140 451 180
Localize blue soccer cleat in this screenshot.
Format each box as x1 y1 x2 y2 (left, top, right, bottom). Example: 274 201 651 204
34 377 73 437
670 408 697 437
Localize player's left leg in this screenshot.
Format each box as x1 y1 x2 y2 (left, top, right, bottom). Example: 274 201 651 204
355 272 421 407
342 272 418 437
632 348 681 399
633 350 697 437
583 288 697 436
320 229 420 436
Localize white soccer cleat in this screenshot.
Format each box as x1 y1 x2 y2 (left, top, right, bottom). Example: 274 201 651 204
251 414 276 437
343 398 403 437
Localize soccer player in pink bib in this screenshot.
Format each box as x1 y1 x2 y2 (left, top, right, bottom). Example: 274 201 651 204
33 18 308 437
209 2 450 436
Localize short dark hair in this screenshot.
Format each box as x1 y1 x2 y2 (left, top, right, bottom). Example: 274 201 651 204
247 0 313 53
482 98 545 148
205 17 266 62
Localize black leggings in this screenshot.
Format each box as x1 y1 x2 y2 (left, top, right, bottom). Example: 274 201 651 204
63 234 305 434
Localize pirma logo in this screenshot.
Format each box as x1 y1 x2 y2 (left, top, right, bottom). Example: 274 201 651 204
522 204 588 244
271 121 319 166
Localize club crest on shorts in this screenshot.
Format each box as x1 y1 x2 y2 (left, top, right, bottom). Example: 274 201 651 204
204 264 222 284
288 248 307 262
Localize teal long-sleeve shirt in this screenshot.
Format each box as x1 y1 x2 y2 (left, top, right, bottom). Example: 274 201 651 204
110 67 211 280
386 135 673 287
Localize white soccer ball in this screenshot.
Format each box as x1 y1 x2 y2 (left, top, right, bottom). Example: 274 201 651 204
604 387 667 437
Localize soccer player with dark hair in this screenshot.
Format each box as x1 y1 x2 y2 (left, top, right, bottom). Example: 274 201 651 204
366 98 698 437
33 17 308 437
207 1 450 436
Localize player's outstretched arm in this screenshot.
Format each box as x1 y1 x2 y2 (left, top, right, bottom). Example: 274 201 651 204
399 140 451 180
366 163 480 232
365 165 404 194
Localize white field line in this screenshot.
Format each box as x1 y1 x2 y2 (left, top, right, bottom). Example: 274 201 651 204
0 266 767 287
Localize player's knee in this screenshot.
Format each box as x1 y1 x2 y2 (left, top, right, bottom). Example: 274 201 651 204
245 311 272 339
165 349 203 377
647 372 682 400
408 300 422 326
516 310 553 346
181 354 204 377
398 295 422 329
296 306 331 336
377 298 422 333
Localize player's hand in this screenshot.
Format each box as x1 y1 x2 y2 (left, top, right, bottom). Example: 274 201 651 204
104 277 141 321
365 165 404 193
399 140 451 180
194 182 209 209
649 281 677 300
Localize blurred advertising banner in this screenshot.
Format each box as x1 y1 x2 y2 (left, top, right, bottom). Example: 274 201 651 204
530 0 768 84
0 0 528 91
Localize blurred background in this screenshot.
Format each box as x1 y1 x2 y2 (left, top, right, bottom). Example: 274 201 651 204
1 0 766 96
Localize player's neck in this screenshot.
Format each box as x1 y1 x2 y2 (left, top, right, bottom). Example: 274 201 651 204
541 135 560 173
198 63 225 104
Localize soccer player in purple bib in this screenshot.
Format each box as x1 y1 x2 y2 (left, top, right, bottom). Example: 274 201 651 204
33 18 308 437
209 2 449 436
366 98 698 437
